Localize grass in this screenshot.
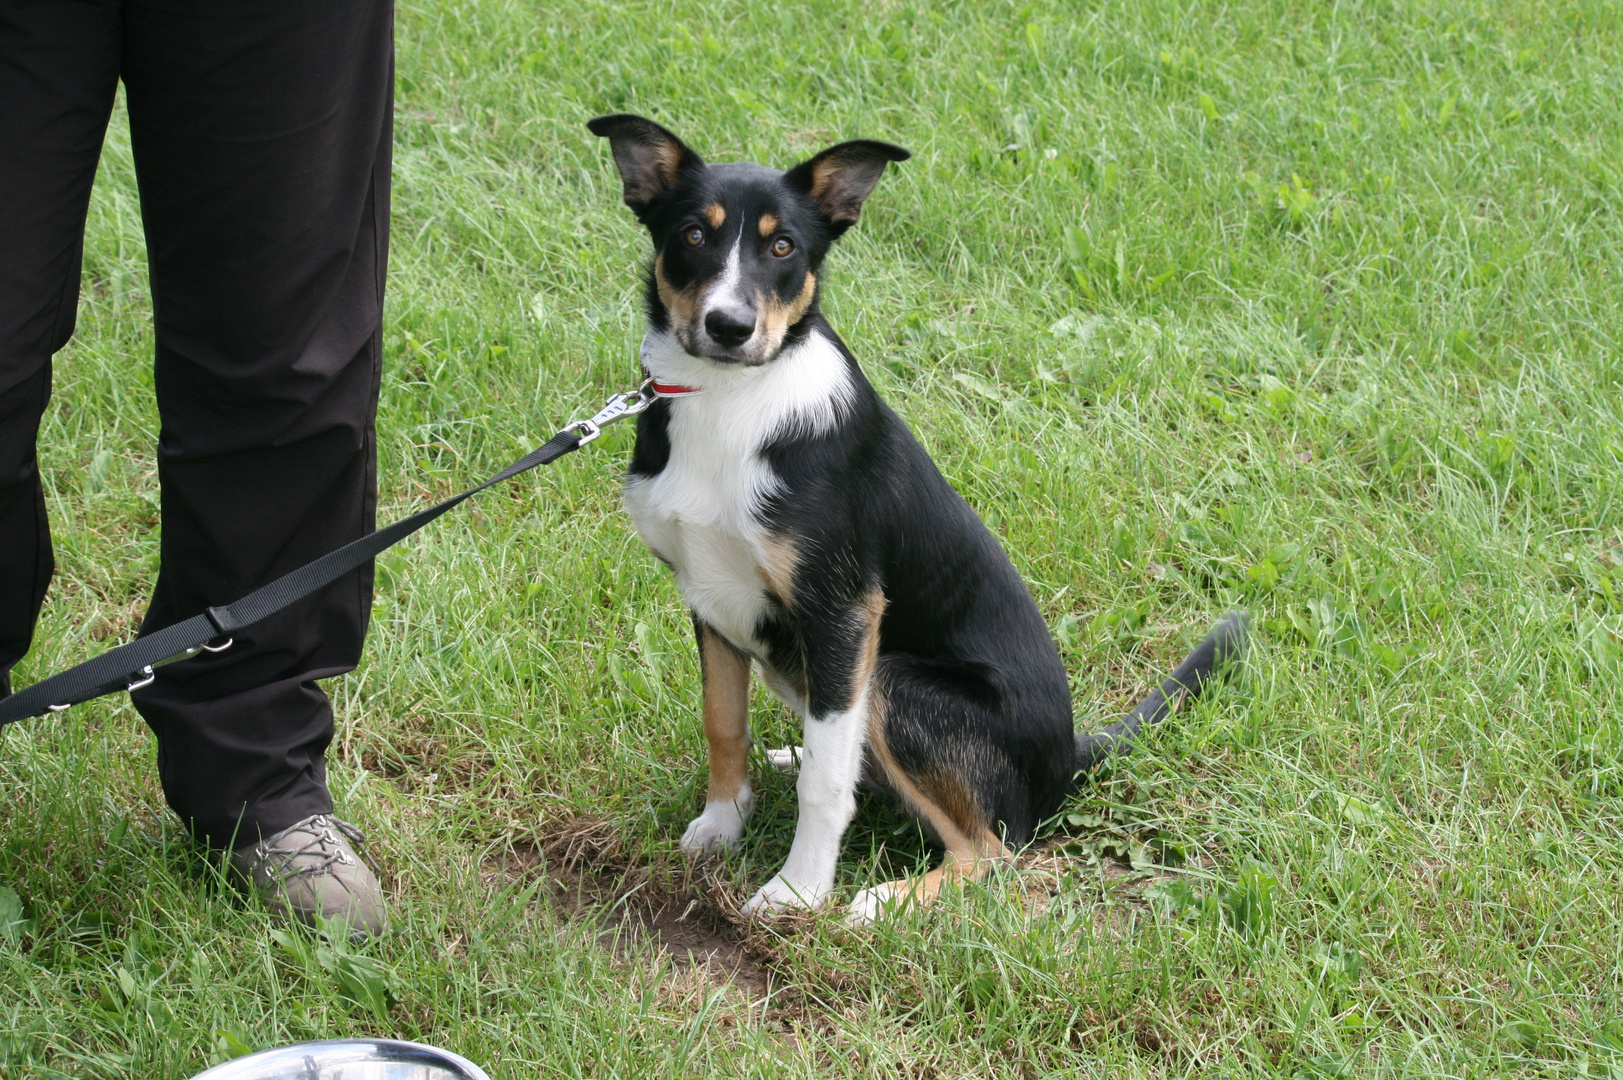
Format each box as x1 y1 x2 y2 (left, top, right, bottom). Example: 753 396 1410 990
3 0 1622 1075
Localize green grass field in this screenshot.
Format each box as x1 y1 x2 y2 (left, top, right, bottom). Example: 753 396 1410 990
4 0 1622 1075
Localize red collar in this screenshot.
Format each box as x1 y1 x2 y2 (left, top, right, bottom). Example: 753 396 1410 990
648 379 704 397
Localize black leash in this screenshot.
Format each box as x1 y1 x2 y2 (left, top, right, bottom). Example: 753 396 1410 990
0 382 661 728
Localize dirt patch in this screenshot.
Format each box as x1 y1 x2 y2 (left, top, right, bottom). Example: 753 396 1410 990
488 832 785 1004
566 857 772 999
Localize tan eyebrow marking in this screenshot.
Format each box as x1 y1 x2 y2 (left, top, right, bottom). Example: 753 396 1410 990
758 212 780 237
703 203 726 228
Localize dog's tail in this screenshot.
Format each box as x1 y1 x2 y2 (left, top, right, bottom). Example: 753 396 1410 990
1072 610 1250 777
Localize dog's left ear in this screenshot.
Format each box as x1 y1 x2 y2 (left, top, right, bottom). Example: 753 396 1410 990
587 113 704 220
785 140 911 236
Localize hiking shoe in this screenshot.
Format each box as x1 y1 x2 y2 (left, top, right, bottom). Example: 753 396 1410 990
230 814 387 939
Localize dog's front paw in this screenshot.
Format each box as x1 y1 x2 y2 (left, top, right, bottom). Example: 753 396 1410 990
679 797 749 857
742 874 830 918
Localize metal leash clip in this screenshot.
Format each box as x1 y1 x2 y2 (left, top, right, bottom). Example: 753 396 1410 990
563 379 657 446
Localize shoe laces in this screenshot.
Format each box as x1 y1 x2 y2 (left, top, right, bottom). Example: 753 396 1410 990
250 814 369 884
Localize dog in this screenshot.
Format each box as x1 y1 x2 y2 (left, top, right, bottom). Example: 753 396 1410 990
587 113 1248 923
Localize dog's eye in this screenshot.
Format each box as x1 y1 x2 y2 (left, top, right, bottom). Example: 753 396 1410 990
683 226 705 247
771 236 795 258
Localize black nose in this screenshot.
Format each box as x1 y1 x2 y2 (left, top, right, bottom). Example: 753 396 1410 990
704 308 755 347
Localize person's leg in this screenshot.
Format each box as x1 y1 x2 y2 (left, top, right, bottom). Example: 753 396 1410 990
121 0 393 850
0 1 121 698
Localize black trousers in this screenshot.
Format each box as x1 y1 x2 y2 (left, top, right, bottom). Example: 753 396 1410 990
0 0 393 848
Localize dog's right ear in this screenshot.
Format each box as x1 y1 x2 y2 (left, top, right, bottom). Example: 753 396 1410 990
587 114 703 219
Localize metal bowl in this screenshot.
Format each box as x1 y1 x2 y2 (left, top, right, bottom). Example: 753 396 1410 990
188 1038 491 1080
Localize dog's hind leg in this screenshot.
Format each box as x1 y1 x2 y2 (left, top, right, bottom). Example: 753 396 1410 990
847 711 1008 925
845 846 1001 926
680 620 754 856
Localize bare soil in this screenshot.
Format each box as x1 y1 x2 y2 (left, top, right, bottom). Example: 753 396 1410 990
488 832 782 1003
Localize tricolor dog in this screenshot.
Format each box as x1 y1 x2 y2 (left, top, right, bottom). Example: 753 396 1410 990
588 114 1247 922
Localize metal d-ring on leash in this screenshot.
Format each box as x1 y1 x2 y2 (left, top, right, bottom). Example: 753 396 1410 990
51 637 238 712
0 377 673 729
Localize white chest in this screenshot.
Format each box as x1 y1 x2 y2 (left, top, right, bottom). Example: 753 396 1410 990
622 329 855 654
624 441 778 654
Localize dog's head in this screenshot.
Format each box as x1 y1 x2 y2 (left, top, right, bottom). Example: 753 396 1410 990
588 114 909 367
